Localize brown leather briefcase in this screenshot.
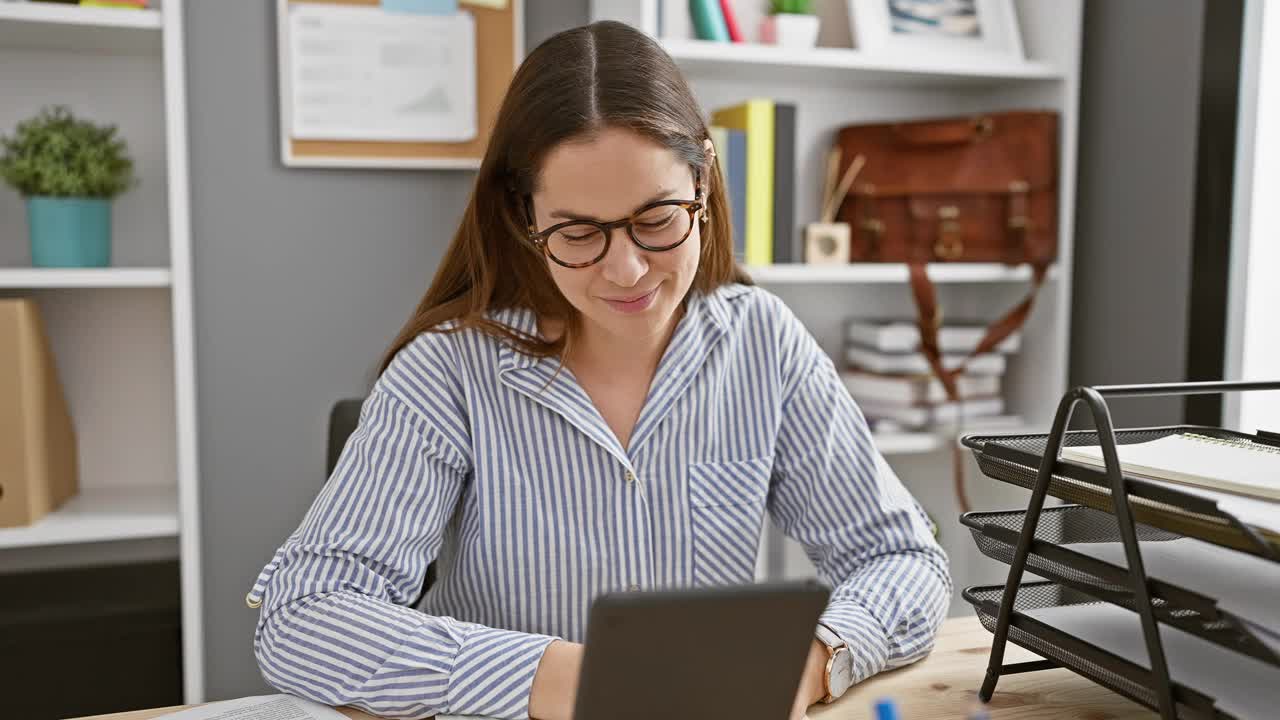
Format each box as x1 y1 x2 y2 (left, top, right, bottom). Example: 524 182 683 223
834 111 1059 400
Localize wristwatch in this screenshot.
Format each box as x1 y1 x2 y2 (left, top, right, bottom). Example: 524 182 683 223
815 623 854 703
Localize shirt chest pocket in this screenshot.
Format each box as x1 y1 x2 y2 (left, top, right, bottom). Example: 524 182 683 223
687 457 773 586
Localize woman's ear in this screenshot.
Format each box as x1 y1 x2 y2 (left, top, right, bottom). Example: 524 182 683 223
702 137 717 194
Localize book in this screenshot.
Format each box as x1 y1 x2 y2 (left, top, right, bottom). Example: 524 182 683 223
1061 432 1280 501
845 344 1007 376
845 319 1021 354
689 0 730 41
711 99 774 265
771 102 796 263
718 0 744 41
0 299 79 529
856 397 1005 429
841 369 1001 406
710 125 748 262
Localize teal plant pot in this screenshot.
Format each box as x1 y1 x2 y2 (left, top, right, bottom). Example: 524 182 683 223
26 196 112 268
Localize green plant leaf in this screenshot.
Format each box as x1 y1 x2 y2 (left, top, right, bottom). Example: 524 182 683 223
770 0 814 14
0 105 137 198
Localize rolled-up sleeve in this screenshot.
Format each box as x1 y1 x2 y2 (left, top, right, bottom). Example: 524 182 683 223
767 312 952 684
247 339 558 720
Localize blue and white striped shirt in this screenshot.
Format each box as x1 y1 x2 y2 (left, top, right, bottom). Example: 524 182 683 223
247 284 951 720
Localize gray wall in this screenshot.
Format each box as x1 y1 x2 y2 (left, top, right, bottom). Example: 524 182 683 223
1069 0 1205 427
185 1 589 699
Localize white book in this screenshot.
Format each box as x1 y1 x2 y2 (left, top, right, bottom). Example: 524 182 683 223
844 345 1007 376
845 319 1021 354
1061 432 1280 501
841 369 1001 405
856 397 1005 429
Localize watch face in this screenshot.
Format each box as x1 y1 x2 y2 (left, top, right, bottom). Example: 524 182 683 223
828 647 855 698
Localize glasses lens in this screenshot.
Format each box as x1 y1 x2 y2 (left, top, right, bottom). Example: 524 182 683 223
547 224 607 265
631 205 692 249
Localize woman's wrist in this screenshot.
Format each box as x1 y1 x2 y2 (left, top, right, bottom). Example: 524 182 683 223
804 638 830 704
529 639 584 720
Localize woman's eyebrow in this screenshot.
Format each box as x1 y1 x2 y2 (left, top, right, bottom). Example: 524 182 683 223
549 187 677 222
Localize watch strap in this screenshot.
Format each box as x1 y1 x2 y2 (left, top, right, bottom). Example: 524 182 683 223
815 623 845 650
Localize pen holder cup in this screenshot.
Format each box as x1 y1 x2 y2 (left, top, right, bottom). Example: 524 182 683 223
804 222 851 265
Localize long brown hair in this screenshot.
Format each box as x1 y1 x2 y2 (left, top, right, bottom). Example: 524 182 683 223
379 21 750 374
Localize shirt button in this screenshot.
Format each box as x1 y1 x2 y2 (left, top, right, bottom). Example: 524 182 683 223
625 470 636 484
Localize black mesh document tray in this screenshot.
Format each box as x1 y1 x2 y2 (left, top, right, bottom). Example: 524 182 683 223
962 505 1280 666
961 425 1280 560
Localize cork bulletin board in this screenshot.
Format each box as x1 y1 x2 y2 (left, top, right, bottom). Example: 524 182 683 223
276 0 523 169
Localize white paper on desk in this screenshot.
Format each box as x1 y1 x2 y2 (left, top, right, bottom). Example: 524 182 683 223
287 4 477 142
154 694 347 720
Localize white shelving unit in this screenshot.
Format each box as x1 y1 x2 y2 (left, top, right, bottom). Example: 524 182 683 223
661 37 1063 86
0 486 179 550
746 262 1056 284
593 0 1082 613
0 1 161 52
0 267 172 288
871 431 942 455
0 0 203 702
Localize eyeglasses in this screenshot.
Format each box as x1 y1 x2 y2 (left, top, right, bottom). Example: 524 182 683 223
525 169 704 269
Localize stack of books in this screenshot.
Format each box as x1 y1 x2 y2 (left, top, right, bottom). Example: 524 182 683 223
841 319 1020 432
709 98 796 266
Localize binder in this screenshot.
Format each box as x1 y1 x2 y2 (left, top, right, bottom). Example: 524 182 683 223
711 100 774 266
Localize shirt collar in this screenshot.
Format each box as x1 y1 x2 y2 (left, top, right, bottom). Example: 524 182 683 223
492 284 744 460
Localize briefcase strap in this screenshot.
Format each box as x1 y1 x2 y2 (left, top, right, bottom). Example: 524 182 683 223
907 261 1047 513
908 261 1047 402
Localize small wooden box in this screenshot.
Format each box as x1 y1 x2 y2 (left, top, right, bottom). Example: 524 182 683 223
0 299 78 528
804 222 851 265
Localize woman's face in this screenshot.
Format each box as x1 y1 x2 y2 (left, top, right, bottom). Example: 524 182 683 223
530 127 703 346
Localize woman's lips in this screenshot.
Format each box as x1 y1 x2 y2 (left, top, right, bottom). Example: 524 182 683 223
602 285 659 314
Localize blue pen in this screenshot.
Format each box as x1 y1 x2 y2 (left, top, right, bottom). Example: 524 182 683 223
874 698 899 720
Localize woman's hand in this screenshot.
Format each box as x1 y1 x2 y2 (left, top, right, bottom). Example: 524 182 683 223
789 639 829 720
529 640 585 720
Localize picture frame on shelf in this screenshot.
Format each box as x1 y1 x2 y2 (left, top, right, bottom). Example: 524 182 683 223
849 0 1024 62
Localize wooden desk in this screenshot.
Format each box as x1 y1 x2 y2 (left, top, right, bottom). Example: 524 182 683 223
78 616 1154 720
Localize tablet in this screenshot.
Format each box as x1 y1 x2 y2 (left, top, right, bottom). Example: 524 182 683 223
572 581 830 720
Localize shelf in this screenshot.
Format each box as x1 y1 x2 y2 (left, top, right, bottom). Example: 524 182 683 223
662 39 1063 87
746 263 1054 284
0 485 178 550
873 432 942 455
0 2 161 54
871 423 1037 456
0 267 171 288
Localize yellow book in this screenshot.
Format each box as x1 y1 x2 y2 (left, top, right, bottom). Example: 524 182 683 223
710 99 774 266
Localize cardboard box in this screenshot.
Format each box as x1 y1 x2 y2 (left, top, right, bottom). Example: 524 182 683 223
0 298 78 528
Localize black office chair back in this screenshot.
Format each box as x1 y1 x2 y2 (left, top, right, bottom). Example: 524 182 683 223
327 399 364 478
327 397 436 602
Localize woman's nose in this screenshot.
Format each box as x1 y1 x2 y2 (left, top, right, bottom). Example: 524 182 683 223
599 227 648 287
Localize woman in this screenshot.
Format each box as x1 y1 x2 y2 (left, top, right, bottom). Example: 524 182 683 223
247 20 950 720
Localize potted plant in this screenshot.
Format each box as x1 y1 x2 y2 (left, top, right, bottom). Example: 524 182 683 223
0 106 136 268
761 0 820 48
